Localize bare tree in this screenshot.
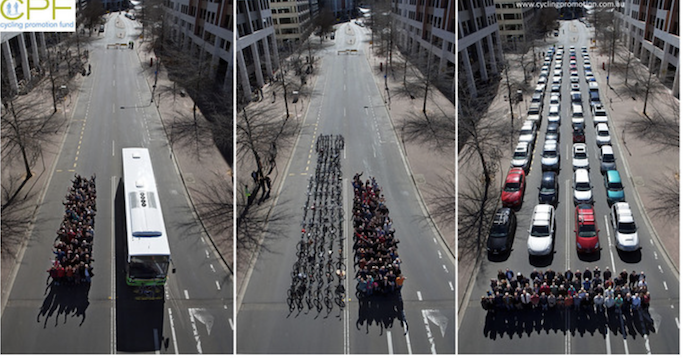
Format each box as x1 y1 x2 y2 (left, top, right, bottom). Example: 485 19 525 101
426 169 456 226
625 90 679 151
400 109 455 153
646 172 679 220
1 173 38 257
313 7 336 42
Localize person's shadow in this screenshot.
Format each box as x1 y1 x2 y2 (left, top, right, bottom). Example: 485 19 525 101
355 291 406 335
37 281 91 328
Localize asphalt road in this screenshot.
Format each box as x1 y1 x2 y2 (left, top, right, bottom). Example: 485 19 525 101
1 15 232 354
237 21 455 354
458 19 679 354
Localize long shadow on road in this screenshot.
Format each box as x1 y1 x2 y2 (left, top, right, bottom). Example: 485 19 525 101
355 291 406 335
37 282 91 328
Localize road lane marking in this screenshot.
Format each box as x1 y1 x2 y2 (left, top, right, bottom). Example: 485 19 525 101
168 308 179 354
188 308 204 354
417 291 422 301
205 249 210 258
675 317 680 329
210 264 216 272
110 176 117 354
663 281 668 290
442 264 448 273
448 281 454 291
623 339 629 354
604 215 616 273
433 237 437 244
387 331 393 354
184 290 190 299
404 323 413 354
215 280 221 291
437 250 442 259
658 265 663 273
421 310 437 354
654 251 658 260
644 334 651 354
606 327 612 354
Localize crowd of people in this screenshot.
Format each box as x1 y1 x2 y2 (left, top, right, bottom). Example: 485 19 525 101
47 174 97 286
481 267 651 314
352 173 406 295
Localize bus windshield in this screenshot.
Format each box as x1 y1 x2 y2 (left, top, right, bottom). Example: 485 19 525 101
129 255 169 279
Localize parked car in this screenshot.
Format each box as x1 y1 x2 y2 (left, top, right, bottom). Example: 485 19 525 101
573 169 593 205
502 168 526 208
545 122 560 142
511 142 532 173
548 105 561 124
611 202 640 251
596 123 611 146
573 126 585 143
575 204 600 253
487 208 517 254
572 143 590 170
592 103 609 125
600 145 617 173
604 170 625 204
541 140 560 171
527 204 555 256
538 171 559 206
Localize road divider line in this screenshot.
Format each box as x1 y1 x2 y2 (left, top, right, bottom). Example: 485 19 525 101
675 317 679 329
110 176 117 354
168 308 179 354
437 250 442 259
229 318 234 331
215 280 221 290
654 251 658 260
604 215 616 273
644 334 651 354
448 281 454 291
658 265 663 273
210 264 216 272
623 339 629 354
605 328 611 354
387 331 393 354
417 291 422 301
184 290 189 299
404 322 413 354
663 281 668 290
442 264 448 273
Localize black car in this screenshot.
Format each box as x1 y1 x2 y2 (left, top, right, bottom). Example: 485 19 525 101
545 123 560 142
538 171 559 206
573 126 585 143
487 208 517 254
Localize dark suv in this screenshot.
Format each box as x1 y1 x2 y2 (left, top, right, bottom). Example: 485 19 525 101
572 126 585 143
487 208 517 254
538 171 559 206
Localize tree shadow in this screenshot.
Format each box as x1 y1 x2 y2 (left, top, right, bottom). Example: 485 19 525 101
37 282 91 328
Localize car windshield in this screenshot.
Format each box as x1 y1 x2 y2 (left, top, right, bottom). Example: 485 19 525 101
504 182 520 191
576 181 591 191
513 151 527 159
608 181 623 189
603 154 614 162
543 149 557 158
578 224 597 238
599 130 609 136
490 224 508 237
618 221 637 233
521 129 532 135
575 151 587 159
540 185 555 194
530 225 550 237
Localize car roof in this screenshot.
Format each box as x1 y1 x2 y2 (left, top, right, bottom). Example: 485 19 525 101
606 170 621 181
597 123 609 130
575 168 590 181
533 204 553 222
614 203 634 222
515 143 528 151
573 143 587 151
601 145 613 153
576 204 596 223
541 171 556 183
507 168 524 181
494 207 512 223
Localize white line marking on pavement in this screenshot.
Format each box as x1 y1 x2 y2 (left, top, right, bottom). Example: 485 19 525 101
205 249 210 258
184 290 190 299
433 237 437 244
437 250 442 259
229 318 234 331
387 331 393 354
112 141 115 157
417 291 422 301
215 280 221 291
605 327 612 354
675 317 680 329
658 265 663 273
343 107 346 117
442 264 448 273
604 215 616 273
650 238 654 246
644 334 651 354
200 236 205 244
421 310 437 354
153 328 160 354
110 176 117 354
404 325 413 355
210 264 216 272
623 339 629 354
188 308 203 354
448 281 454 291
654 251 658 260
168 308 179 354
663 281 668 290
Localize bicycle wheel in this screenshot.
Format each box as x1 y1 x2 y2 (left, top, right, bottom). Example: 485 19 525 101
287 296 295 311
335 295 346 308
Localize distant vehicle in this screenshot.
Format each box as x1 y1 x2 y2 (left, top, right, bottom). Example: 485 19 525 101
611 202 640 251
122 148 171 300
527 204 555 256
548 105 561 124
487 208 517 254
502 168 526 208
571 104 584 128
592 103 609 125
596 123 611 146
541 140 560 171
573 126 585 143
575 204 600 253
518 121 537 145
99 24 105 32
511 142 532 173
546 122 560 142
600 145 617 173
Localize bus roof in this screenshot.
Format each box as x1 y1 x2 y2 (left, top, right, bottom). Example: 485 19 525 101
122 148 171 257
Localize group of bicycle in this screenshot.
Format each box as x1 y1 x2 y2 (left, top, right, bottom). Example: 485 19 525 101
481 267 651 315
287 134 347 314
352 173 405 296
47 174 97 286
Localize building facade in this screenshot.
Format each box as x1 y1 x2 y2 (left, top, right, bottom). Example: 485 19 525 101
394 0 457 97
320 0 354 21
615 0 679 96
1 32 50 98
270 0 318 45
164 0 233 92
236 0 280 100
494 0 536 46
456 0 503 98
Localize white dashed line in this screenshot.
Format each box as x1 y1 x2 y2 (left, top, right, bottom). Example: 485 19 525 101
188 308 203 354
205 249 210 258
215 281 221 291
663 281 668 290
623 339 629 354
184 290 190 299
658 265 663 273
437 250 442 259
448 281 454 291
654 251 658 260
168 308 179 354
387 331 394 354
433 237 437 244
442 264 449 273
675 317 680 329
229 318 234 331
417 291 423 301
210 264 216 272
421 310 437 354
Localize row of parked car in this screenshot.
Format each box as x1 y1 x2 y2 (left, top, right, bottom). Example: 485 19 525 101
489 45 640 257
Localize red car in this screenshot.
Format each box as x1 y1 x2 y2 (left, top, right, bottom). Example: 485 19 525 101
575 204 600 253
502 168 525 208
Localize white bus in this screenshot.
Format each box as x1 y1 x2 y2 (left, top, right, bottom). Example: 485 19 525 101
122 148 171 299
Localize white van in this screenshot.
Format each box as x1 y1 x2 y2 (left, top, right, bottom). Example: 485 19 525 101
571 104 584 128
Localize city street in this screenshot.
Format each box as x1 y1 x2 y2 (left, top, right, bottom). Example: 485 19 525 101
236 21 455 354
1 14 232 354
458 19 679 354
